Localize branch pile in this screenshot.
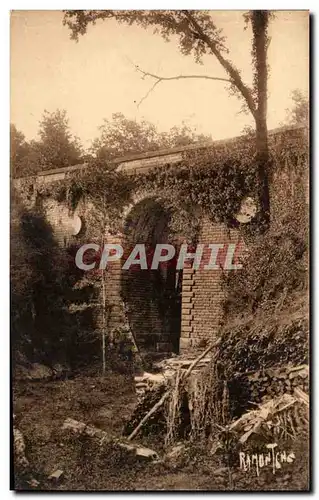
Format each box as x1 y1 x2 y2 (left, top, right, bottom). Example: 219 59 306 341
123 340 221 441
229 389 309 444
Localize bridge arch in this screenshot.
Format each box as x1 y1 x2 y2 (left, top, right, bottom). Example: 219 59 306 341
120 195 185 355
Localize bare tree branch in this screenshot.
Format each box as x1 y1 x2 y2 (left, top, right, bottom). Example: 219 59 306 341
135 65 231 108
184 11 257 118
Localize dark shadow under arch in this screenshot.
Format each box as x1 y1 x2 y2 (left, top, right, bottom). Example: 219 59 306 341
121 198 182 354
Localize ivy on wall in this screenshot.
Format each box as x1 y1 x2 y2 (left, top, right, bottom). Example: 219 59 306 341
34 126 308 241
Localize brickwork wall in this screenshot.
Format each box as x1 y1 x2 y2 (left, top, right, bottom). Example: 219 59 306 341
104 234 126 335
180 218 241 351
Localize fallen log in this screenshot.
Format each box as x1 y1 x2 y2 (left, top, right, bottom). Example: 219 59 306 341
62 418 159 461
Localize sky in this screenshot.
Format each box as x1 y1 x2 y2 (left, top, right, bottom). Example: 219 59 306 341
10 10 309 149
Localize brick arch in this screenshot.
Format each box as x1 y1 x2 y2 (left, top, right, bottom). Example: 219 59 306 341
121 188 166 222
120 195 183 355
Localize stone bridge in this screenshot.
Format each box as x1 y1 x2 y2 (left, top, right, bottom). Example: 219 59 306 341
14 125 308 355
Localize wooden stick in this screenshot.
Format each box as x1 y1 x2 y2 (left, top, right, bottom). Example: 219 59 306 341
127 390 170 441
183 338 221 380
63 418 158 459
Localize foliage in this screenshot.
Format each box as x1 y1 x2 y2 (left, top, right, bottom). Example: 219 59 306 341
37 109 83 169
218 316 308 380
12 109 210 179
10 125 32 178
10 125 47 177
70 162 135 233
38 125 307 241
33 161 137 373
11 189 100 367
13 124 308 375
223 204 308 320
135 146 257 228
217 125 308 379
285 89 309 126
11 188 35 352
64 10 226 59
91 112 212 162
135 126 307 232
63 9 274 225
228 392 308 444
11 110 83 177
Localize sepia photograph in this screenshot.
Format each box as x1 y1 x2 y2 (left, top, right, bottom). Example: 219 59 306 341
10 9 309 491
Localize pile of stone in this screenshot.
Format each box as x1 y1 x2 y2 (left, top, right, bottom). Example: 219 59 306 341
228 364 309 419
247 364 309 401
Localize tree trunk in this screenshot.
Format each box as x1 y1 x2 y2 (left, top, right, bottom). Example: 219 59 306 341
101 267 106 374
252 10 271 229
255 114 270 228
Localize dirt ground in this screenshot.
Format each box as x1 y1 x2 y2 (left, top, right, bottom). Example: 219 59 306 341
12 372 310 491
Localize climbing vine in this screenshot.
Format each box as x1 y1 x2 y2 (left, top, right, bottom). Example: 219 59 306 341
133 126 308 235
34 126 308 240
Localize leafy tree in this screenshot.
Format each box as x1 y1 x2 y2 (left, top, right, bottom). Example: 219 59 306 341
10 125 49 177
286 89 309 126
11 110 84 177
63 10 272 224
10 125 32 178
159 123 212 149
91 112 212 161
37 109 83 170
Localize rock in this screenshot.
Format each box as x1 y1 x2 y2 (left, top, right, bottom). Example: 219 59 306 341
62 418 86 434
27 478 40 488
13 427 29 470
135 372 165 383
118 443 136 453
48 469 64 481
213 467 228 477
62 418 160 462
135 447 159 461
94 407 114 422
27 363 53 381
165 443 187 468
135 382 148 388
52 363 70 379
